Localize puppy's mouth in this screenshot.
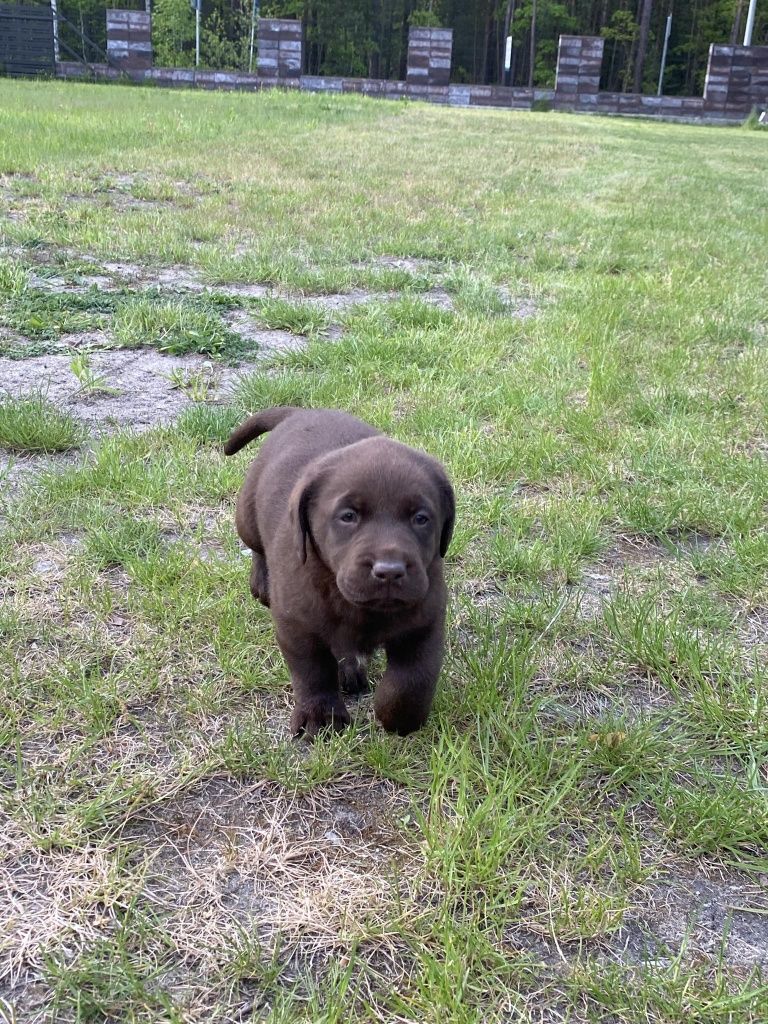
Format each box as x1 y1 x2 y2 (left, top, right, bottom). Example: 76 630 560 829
341 589 416 610
336 577 422 610
355 594 414 610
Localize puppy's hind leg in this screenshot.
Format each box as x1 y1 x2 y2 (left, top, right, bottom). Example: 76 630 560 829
337 654 370 696
235 470 270 606
236 497 269 606
249 550 270 607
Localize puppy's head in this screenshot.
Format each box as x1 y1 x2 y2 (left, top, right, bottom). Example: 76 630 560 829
290 437 454 610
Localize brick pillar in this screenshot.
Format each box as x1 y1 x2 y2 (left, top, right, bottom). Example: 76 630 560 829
406 27 453 86
257 18 302 79
703 44 768 117
106 10 152 72
554 35 604 109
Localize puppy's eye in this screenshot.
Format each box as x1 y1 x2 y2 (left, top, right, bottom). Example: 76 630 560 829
338 509 359 524
412 512 430 527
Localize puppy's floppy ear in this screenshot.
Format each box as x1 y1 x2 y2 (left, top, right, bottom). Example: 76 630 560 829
434 467 455 558
290 470 320 564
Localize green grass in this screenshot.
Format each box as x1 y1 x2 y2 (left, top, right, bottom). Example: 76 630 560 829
0 284 116 351
0 392 89 452
112 293 243 356
254 296 332 336
1 78 768 1022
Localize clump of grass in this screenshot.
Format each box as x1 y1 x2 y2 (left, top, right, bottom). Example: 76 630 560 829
0 258 29 297
0 393 88 453
742 108 767 130
0 286 114 340
164 366 218 401
445 266 508 316
372 296 453 330
113 296 241 356
46 907 175 1022
254 297 331 336
175 404 242 445
84 517 163 570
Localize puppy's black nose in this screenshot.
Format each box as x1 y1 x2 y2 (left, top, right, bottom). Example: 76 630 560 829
371 560 406 582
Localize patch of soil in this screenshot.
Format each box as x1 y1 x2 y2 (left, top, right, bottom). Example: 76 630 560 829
0 449 84 499
571 536 671 619
107 195 165 212
0 326 29 348
0 350 257 433
150 266 207 291
546 670 672 725
52 329 111 351
422 287 455 311
26 261 227 295
365 256 438 274
215 282 272 299
76 274 116 291
300 288 389 312
91 262 206 292
569 576 612 619
662 528 719 556
496 287 538 319
608 536 670 567
225 312 307 353
617 863 768 968
126 775 414 971
741 606 768 651
27 272 70 292
462 578 507 610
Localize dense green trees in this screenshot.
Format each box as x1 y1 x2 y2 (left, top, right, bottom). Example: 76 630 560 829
56 0 767 94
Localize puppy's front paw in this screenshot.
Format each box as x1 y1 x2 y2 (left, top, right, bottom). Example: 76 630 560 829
290 696 350 739
338 655 369 696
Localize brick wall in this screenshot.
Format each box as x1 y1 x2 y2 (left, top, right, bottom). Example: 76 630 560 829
594 92 704 117
703 44 768 116
57 21 750 125
106 10 151 72
257 18 302 79
406 27 452 86
554 35 604 109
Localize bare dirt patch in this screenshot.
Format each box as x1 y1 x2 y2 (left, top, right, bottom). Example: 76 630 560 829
0 449 83 500
14 257 538 322
0 815 146 998
82 262 206 293
0 773 418 1017
51 329 111 351
224 312 307 354
300 288 388 313
572 536 671 619
0 350 256 433
740 606 768 657
215 282 271 299
361 256 438 275
618 862 768 968
123 776 416 999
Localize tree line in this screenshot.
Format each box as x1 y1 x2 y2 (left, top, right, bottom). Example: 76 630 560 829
57 0 767 96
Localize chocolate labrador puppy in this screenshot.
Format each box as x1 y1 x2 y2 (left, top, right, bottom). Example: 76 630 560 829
224 407 454 738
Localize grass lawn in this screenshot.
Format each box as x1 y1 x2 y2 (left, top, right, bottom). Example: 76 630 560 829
1 78 768 1022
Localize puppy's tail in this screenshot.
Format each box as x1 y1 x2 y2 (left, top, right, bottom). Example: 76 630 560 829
223 407 300 456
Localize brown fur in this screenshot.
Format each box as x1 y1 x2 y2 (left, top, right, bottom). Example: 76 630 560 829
224 407 455 737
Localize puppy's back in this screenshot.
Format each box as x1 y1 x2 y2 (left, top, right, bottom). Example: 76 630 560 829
225 407 380 462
